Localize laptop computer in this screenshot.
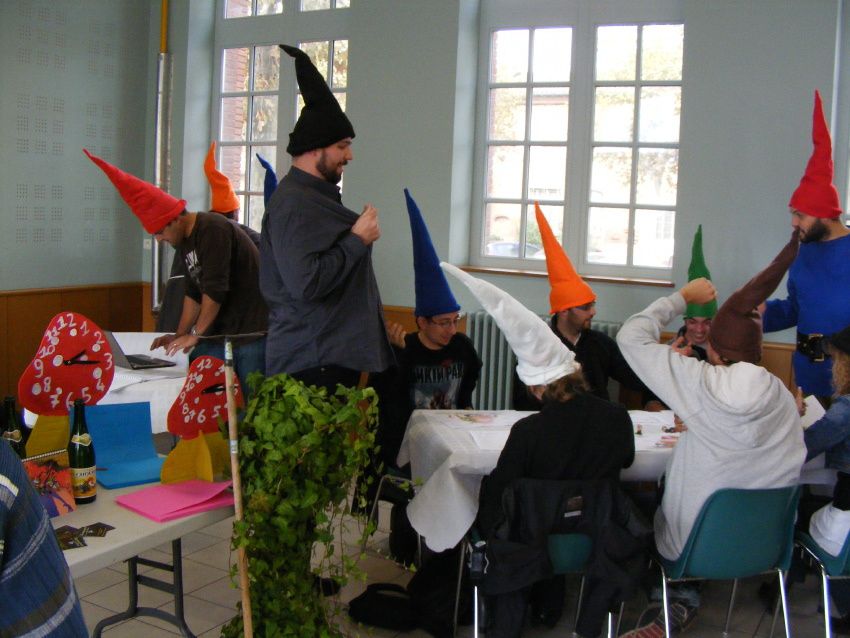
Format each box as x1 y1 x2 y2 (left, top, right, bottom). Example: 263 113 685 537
103 331 177 370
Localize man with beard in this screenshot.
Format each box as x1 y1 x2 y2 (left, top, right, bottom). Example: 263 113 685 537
762 90 850 402
260 44 394 392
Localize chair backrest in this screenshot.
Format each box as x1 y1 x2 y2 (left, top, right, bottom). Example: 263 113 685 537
548 534 593 574
667 485 800 580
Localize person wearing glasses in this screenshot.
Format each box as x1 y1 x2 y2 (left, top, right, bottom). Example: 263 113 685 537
514 205 657 410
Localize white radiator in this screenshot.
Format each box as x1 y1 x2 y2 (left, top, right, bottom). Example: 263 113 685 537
466 311 623 410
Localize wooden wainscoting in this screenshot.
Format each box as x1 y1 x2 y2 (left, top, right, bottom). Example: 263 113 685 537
0 282 154 400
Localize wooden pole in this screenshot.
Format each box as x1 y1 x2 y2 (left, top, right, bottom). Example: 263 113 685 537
224 338 253 637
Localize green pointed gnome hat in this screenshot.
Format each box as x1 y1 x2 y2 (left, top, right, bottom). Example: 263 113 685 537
686 225 717 319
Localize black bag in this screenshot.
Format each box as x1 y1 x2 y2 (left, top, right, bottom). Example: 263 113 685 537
407 547 472 638
389 502 419 566
347 583 418 631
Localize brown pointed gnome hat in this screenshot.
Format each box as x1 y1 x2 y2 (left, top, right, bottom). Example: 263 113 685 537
204 142 240 213
789 90 843 219
535 203 595 314
441 262 579 386
84 149 186 234
709 231 799 363
281 44 355 156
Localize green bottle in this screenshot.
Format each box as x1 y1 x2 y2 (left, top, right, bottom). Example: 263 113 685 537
2 396 28 459
68 399 97 504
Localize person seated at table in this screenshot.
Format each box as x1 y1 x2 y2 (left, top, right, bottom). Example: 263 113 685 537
373 189 482 473
513 205 659 410
616 233 807 638
0 441 87 637
669 226 715 362
442 262 640 638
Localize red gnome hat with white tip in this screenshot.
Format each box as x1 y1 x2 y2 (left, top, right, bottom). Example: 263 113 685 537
788 90 843 219
84 149 186 233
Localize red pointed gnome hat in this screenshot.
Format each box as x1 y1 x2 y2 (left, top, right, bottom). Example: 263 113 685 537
204 142 240 214
535 203 595 314
789 90 843 219
84 149 186 233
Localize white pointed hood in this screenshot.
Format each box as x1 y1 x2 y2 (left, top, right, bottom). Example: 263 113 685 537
441 262 579 386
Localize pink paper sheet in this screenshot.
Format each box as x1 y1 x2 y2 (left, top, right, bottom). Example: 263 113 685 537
116 479 233 522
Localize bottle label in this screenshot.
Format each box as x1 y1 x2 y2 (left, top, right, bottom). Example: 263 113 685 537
2 429 22 443
70 433 93 447
70 466 97 500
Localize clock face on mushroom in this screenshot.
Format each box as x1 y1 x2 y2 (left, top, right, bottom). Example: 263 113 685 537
18 312 115 416
167 355 242 439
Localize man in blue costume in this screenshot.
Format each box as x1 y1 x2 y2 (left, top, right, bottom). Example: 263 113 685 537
762 91 850 403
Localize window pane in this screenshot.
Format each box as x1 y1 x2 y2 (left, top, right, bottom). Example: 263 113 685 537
590 147 632 203
220 97 248 141
301 41 330 82
636 148 678 206
332 40 348 88
489 88 526 141
257 0 284 15
530 87 568 142
491 30 528 83
596 26 636 81
527 146 566 200
532 28 572 82
634 209 675 267
222 48 249 92
525 203 562 260
250 145 276 192
587 207 629 264
253 46 280 91
225 0 251 19
486 146 524 199
484 203 521 256
220 145 246 191
642 24 683 81
337 0 351 7
248 195 266 233
301 0 330 10
336 92 347 111
594 87 634 142
639 87 680 143
251 96 278 142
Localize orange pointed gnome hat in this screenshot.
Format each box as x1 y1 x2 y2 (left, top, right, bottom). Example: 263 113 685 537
788 90 843 219
204 142 240 214
84 149 186 234
535 203 595 314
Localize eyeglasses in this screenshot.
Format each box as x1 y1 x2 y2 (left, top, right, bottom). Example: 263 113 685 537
427 313 465 328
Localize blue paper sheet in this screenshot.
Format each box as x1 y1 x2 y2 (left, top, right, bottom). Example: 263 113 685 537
85 402 164 488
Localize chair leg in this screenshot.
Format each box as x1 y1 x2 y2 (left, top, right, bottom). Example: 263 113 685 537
723 578 738 636
660 568 672 638
452 542 468 638
473 584 481 638
359 475 387 554
614 601 624 637
574 574 587 630
821 567 832 638
778 569 792 638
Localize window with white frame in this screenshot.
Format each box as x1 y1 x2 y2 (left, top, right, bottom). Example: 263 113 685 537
474 1 683 279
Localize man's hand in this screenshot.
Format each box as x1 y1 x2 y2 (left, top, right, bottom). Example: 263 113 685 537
670 335 693 358
644 400 665 412
150 334 177 350
385 321 407 349
680 277 716 305
351 204 380 245
795 387 807 417
165 334 199 356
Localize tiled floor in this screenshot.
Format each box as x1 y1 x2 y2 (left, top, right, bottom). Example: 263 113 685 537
74 504 832 637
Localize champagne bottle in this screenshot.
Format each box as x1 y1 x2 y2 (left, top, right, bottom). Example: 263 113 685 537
68 399 97 504
2 396 28 459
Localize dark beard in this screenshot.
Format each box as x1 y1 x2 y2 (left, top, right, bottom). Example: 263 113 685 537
801 219 829 243
317 152 343 185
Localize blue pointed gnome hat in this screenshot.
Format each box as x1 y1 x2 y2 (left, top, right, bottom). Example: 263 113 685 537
405 188 460 318
255 153 278 205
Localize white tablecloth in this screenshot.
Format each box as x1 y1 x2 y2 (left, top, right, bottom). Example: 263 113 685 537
99 332 188 434
397 408 832 552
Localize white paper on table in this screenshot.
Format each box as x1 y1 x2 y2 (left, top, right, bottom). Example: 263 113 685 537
628 410 675 429
801 395 827 430
444 411 524 428
469 428 512 450
109 370 150 391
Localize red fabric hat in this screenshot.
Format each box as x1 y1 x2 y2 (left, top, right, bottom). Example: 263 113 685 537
83 149 186 233
204 142 240 214
788 90 843 219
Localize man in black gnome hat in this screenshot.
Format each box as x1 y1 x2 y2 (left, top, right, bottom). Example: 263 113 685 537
259 44 394 393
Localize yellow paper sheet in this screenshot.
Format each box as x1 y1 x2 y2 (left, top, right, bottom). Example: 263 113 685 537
25 415 70 457
160 435 213 484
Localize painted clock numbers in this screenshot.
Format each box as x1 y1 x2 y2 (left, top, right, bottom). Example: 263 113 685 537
167 355 242 439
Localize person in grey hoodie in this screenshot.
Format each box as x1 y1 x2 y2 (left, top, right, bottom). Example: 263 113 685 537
616 232 807 637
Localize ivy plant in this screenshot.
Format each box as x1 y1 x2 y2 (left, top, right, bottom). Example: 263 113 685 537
221 373 377 637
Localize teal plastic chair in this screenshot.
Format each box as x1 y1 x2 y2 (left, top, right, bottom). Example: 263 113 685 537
656 486 800 638
795 528 850 637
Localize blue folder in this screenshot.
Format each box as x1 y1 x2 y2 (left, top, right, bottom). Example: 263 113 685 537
85 402 164 489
